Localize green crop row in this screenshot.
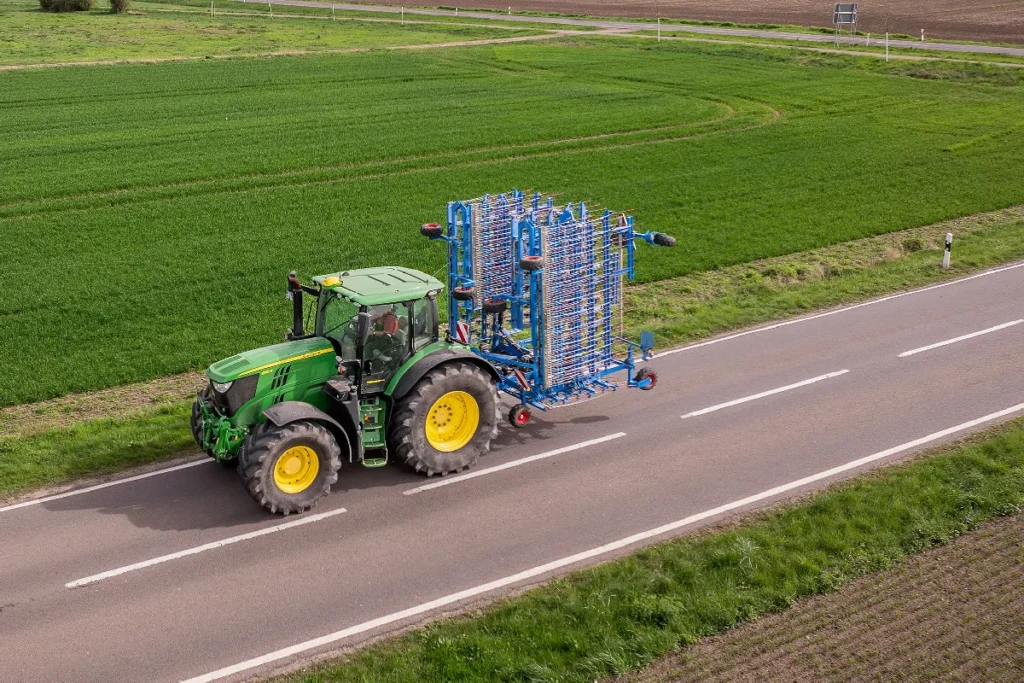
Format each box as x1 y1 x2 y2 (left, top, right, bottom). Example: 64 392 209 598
2 37 1024 405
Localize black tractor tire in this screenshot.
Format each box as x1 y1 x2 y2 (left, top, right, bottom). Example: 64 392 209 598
508 404 532 428
653 232 676 247
519 255 544 271
421 222 443 238
452 286 475 301
482 298 508 314
239 420 341 515
635 367 658 390
190 389 212 454
389 362 500 476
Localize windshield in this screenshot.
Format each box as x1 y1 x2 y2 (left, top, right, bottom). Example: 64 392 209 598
319 293 360 360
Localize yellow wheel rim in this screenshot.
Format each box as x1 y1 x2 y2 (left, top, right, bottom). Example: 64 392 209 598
425 390 480 452
273 445 319 494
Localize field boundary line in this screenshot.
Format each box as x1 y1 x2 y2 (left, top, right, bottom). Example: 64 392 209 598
0 32 562 72
181 402 1024 683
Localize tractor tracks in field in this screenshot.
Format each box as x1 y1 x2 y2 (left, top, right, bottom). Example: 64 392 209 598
0 97 780 222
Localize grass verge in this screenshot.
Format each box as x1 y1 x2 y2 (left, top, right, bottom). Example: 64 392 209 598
282 418 1024 681
1 209 1021 501
0 403 192 498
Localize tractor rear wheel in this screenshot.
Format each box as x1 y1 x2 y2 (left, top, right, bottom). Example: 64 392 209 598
389 362 499 476
239 420 341 515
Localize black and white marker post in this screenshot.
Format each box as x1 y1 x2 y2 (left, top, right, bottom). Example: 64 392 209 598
943 232 953 270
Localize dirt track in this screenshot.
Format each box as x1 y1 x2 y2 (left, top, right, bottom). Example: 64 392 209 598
628 512 1024 682
358 0 1024 44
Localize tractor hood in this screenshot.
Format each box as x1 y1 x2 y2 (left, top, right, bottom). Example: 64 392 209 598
206 337 334 384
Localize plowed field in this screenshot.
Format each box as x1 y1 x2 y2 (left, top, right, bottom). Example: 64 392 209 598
629 513 1024 682
363 1 1024 44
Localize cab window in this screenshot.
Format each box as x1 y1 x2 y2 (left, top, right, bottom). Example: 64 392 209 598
321 295 360 360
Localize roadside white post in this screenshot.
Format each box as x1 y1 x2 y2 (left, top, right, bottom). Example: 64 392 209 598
658 16 661 42
943 233 953 269
921 28 925 42
885 32 889 62
508 6 511 15
866 32 870 46
332 4 335 20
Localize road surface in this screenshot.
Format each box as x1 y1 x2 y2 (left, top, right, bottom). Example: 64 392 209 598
0 263 1022 682
263 2 1024 59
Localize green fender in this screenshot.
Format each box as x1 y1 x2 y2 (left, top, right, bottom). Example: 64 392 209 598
385 341 499 400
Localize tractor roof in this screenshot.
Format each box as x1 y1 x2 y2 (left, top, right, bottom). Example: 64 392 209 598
313 266 443 306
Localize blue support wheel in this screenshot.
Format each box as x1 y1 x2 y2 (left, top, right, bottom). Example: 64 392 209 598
634 367 657 390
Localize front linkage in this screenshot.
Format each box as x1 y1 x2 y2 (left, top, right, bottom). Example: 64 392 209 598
197 394 247 462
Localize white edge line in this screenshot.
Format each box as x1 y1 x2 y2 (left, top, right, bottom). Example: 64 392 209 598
651 261 1024 359
403 432 627 495
181 402 1024 683
0 459 214 514
682 370 849 419
898 319 1023 357
66 508 347 589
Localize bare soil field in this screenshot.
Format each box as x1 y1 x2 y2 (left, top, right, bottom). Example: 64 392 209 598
363 0 1024 44
626 512 1024 682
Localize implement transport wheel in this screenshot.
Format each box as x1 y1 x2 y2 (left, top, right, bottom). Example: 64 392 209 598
389 362 500 476
519 255 544 272
482 298 508 314
635 367 657 390
239 420 341 515
508 404 531 429
420 223 443 238
653 232 677 247
452 286 475 301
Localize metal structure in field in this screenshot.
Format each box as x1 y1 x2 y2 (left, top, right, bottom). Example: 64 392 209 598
427 189 673 416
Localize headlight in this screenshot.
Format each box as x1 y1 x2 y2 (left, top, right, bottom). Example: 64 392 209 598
213 381 233 393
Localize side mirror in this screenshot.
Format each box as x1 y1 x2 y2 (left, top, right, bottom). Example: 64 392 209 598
356 312 372 346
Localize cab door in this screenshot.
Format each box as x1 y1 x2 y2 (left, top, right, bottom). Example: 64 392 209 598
360 302 411 395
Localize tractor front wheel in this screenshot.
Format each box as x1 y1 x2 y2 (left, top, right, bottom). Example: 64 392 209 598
239 420 341 515
389 362 499 476
190 389 213 455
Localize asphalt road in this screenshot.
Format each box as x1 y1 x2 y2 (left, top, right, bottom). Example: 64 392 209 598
265 1 1024 58
1 263 1022 682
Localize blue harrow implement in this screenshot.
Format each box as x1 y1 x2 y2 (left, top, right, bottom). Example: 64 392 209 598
422 189 675 427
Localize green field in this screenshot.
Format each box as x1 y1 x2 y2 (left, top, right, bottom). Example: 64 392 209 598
3 36 1024 405
0 0 535 66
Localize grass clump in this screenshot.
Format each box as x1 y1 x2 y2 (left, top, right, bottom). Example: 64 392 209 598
110 0 129 13
290 420 1024 682
39 0 93 10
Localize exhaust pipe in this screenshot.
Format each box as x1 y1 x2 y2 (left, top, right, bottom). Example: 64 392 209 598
287 270 304 337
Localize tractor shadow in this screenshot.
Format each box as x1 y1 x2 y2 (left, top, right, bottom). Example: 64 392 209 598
42 412 611 531
42 461 276 532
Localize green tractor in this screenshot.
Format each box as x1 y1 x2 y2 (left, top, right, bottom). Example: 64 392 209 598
192 267 501 514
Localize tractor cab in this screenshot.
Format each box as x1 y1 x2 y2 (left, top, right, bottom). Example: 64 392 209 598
289 267 444 396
